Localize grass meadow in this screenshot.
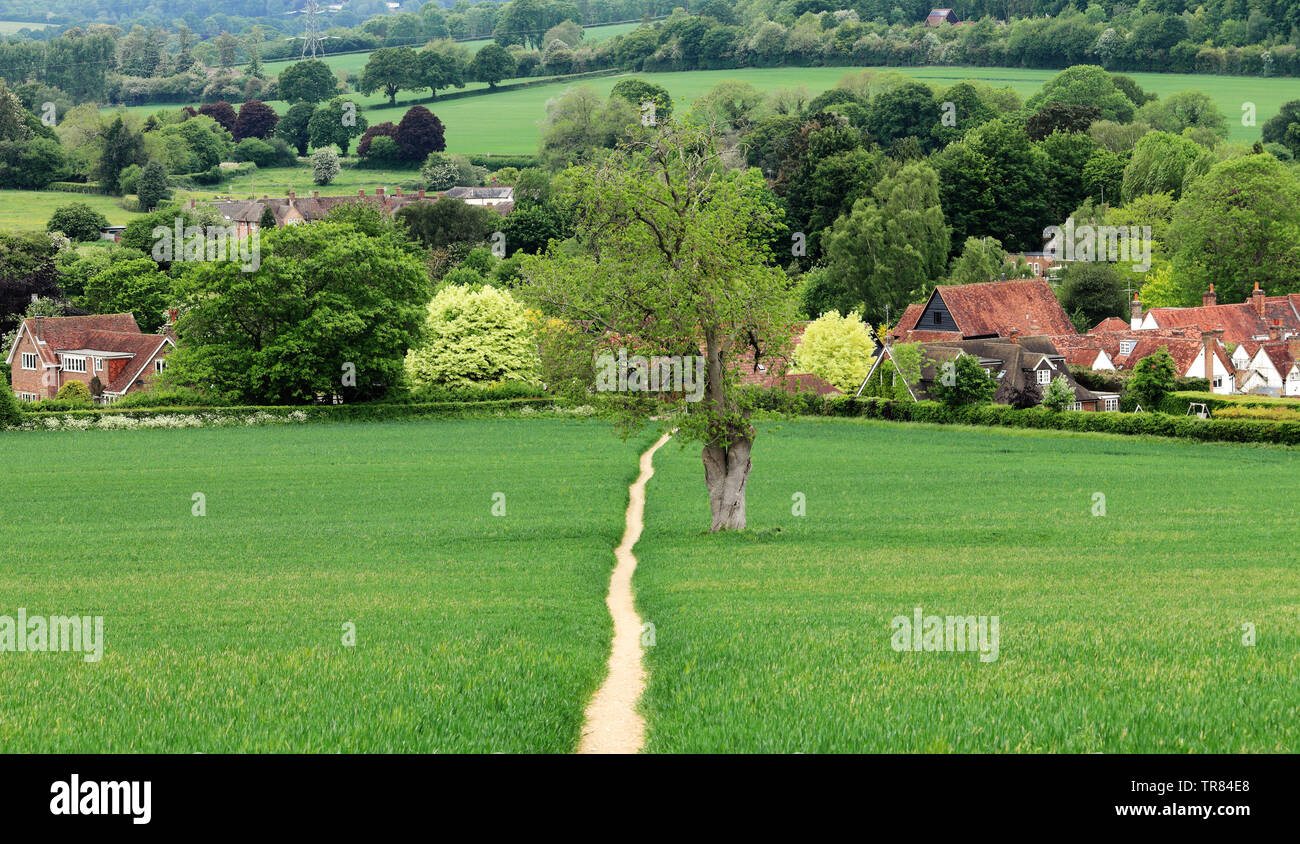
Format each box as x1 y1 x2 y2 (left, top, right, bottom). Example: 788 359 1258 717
0 418 651 752
635 418 1300 753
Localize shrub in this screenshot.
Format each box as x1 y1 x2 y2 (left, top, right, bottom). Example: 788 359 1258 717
790 309 876 393
0 383 21 428
930 353 996 408
311 147 340 185
1041 375 1075 411
233 137 278 167
1129 346 1178 410
55 380 93 405
404 284 540 390
46 202 108 241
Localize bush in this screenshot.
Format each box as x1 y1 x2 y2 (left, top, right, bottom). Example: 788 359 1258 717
55 380 93 405
311 147 340 185
0 383 21 428
404 284 540 390
46 202 109 241
233 137 278 167
109 387 230 409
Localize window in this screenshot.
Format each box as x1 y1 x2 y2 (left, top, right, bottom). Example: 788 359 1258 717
21 352 37 370
1213 376 1223 389
1071 402 1084 411
95 358 103 372
1119 340 1137 355
18 392 37 402
1036 369 1051 385
62 355 86 373
932 311 942 325
1104 397 1119 412
154 359 167 373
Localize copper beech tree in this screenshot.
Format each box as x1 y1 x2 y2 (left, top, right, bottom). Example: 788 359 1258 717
519 120 798 531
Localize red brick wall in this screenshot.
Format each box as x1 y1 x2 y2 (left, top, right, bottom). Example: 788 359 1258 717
8 330 52 400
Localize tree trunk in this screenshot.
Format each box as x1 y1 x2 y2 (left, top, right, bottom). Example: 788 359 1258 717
702 437 752 532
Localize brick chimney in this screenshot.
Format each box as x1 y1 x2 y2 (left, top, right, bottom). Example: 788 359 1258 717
289 188 295 200
1253 282 1266 317
358 189 365 197
1130 294 1143 330
313 190 319 198
1008 327 1020 344
417 189 425 199
1201 331 1215 383
33 315 44 339
1269 319 1282 342
376 187 384 197
395 186 403 197
1202 283 1216 307
189 199 196 209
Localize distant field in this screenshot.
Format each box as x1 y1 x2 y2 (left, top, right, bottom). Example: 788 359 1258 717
0 20 53 34
637 419 1300 752
0 418 645 752
0 190 134 230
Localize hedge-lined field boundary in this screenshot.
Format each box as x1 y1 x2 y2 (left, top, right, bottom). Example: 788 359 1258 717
4 397 567 431
746 389 1300 446
1159 391 1300 415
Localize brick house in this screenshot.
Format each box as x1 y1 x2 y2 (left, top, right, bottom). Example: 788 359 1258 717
5 314 175 403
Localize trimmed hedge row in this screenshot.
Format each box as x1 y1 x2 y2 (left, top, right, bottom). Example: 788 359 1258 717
6 398 558 430
743 387 1300 446
45 182 111 195
1158 391 1300 415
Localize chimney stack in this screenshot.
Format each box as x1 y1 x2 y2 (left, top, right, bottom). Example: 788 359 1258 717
1008 327 1019 344
358 189 365 197
1202 283 1216 307
313 190 319 198
1201 331 1215 383
395 186 403 197
289 188 295 200
1269 319 1282 342
376 187 384 197
1253 282 1266 317
417 189 425 199
33 315 44 339
1130 294 1143 330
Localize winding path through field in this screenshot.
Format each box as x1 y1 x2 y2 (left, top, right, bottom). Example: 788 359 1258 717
577 431 673 754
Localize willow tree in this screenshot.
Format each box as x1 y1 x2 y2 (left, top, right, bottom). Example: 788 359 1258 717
518 120 797 531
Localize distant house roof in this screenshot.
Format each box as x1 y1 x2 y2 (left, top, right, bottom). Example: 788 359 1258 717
891 279 1076 342
925 8 958 24
1140 286 1300 345
201 185 515 225
1092 316 1129 333
4 313 174 395
731 322 845 395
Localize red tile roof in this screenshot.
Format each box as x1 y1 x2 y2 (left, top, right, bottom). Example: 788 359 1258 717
1142 294 1300 345
934 279 1076 338
1092 317 1129 333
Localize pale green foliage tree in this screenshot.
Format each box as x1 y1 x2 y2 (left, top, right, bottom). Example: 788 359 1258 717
518 120 797 531
404 284 540 390
1041 374 1075 411
311 146 340 185
791 309 875 393
1121 131 1207 202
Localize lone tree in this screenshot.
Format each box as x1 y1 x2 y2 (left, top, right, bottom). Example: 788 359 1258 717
1129 345 1178 410
518 120 797 531
470 43 516 89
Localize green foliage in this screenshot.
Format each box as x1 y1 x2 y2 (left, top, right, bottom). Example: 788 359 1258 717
54 379 92 405
537 86 639 170
1059 261 1127 328
947 236 1026 285
135 160 169 211
1027 65 1135 123
822 161 950 324
81 257 174 333
1129 346 1178 411
610 78 672 119
404 284 540 390
275 102 316 156
1041 374 1075 411
930 352 996 408
1121 131 1206 202
790 310 875 393
163 221 429 404
277 59 338 105
308 97 368 155
397 196 498 250
1167 154 1300 303
470 44 517 89
46 201 108 241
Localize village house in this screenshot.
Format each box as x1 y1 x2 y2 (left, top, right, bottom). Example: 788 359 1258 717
857 334 1119 411
887 279 1078 344
200 185 515 238
5 314 174 403
924 8 959 26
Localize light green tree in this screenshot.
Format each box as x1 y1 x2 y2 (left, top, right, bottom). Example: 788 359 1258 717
1041 374 1075 411
404 284 540 390
791 310 875 393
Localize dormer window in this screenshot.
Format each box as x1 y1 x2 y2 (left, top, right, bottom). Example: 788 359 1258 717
62 355 87 373
1036 369 1051 385
1119 340 1137 355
